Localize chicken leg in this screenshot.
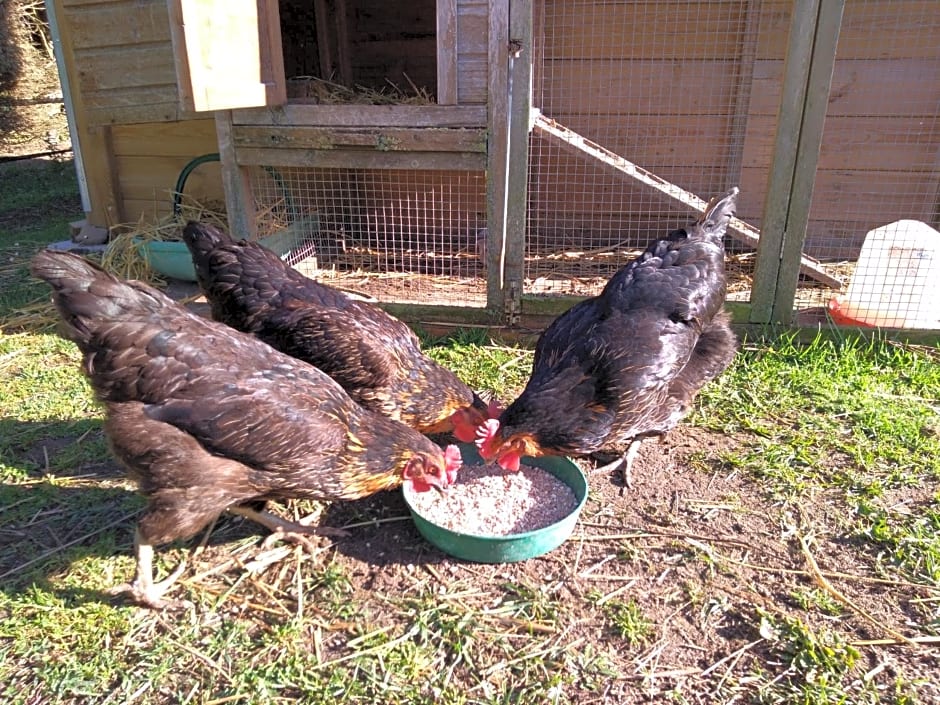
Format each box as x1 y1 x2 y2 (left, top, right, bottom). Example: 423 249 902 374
227 505 350 551
592 438 644 492
106 528 191 610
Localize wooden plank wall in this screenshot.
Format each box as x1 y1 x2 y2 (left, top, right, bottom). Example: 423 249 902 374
111 120 224 223
56 0 221 225
60 0 183 126
531 0 940 260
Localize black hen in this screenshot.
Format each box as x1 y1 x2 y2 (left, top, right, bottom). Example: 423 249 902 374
31 251 462 608
477 188 739 487
182 222 496 440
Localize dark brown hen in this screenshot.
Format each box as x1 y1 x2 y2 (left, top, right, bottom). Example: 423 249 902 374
31 251 462 608
477 188 739 487
182 222 496 441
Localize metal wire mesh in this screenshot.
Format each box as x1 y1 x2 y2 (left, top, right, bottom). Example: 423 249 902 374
250 166 488 306
806 1 940 328
527 0 760 299
528 1 940 330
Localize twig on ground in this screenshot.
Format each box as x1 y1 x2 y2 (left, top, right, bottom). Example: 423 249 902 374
797 532 919 647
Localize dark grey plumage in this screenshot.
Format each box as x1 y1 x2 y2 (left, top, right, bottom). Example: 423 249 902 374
479 189 739 483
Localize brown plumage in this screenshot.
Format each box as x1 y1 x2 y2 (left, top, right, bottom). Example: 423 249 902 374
477 188 740 486
31 250 462 608
182 222 496 441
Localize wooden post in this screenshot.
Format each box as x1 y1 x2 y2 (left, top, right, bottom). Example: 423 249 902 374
486 0 510 312
47 0 122 228
215 111 259 240
437 0 459 105
503 0 533 326
486 0 532 321
749 0 845 324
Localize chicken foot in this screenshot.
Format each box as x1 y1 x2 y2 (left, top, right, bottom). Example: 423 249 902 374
228 505 349 552
106 528 192 610
592 438 644 492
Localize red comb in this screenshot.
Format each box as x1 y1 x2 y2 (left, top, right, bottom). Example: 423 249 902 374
474 418 500 456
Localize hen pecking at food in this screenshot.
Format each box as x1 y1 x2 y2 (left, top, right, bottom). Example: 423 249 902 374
32 251 462 609
182 221 497 441
476 188 740 488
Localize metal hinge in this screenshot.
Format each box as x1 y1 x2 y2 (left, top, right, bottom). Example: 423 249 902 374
505 279 521 326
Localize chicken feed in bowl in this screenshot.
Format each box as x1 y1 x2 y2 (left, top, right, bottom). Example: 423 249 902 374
408 461 576 535
403 444 588 563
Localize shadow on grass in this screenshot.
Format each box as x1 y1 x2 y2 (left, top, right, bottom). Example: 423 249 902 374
0 416 441 608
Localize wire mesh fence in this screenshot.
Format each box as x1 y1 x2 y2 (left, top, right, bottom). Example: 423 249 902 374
240 1 939 329
250 166 488 306
527 0 760 299
809 0 940 328
527 0 940 329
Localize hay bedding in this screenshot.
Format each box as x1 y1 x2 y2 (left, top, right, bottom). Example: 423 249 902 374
408 461 578 536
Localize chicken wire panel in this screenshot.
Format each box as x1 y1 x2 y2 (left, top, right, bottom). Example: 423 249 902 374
526 0 766 300
798 1 940 329
248 166 488 306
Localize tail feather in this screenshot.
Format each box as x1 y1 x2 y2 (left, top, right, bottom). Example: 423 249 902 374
694 187 738 240
31 250 170 346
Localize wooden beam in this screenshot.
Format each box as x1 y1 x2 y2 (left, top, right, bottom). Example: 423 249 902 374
437 0 459 105
232 147 486 171
532 113 841 289
503 0 533 324
486 0 510 311
334 0 353 87
771 0 845 323
313 0 335 79
232 104 487 128
231 126 487 152
750 0 845 324
82 124 123 226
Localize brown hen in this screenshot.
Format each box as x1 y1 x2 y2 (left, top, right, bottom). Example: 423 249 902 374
182 222 497 441
32 250 462 609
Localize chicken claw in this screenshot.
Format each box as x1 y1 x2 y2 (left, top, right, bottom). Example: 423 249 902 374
228 505 349 552
106 529 192 610
592 438 644 493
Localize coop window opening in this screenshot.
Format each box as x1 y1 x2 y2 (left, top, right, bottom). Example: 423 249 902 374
280 0 441 106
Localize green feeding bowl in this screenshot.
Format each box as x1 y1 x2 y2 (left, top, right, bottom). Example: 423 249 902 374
403 443 588 563
133 224 312 282
136 239 198 281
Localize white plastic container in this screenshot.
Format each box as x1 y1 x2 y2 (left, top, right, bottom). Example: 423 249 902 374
828 220 940 329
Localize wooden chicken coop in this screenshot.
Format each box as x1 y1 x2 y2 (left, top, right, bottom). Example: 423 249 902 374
48 0 940 336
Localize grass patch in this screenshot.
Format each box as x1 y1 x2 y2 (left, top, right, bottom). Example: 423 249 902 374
2 159 939 704
696 334 940 499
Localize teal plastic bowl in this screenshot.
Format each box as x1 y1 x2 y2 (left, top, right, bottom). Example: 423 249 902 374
403 443 588 563
136 239 198 281
133 226 310 282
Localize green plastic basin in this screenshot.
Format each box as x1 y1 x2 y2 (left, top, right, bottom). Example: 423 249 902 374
136 239 198 281
403 443 588 563
133 225 310 282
